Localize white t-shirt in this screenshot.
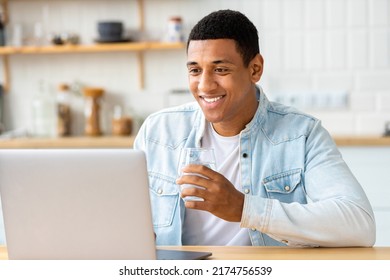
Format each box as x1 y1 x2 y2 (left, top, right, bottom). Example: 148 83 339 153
182 123 251 245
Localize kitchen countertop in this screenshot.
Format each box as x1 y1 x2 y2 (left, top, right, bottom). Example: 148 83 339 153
333 136 390 146
0 135 390 148
0 136 135 148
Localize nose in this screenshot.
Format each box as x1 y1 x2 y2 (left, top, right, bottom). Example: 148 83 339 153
198 71 217 93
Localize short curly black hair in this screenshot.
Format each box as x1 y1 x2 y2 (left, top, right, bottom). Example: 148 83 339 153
187 10 260 67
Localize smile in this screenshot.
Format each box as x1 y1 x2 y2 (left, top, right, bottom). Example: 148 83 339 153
201 96 224 103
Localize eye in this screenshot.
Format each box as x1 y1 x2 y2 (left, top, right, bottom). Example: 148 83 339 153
214 67 229 74
188 68 201 75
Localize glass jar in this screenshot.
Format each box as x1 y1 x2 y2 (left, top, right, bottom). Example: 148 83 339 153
31 80 56 137
111 105 133 136
83 87 104 136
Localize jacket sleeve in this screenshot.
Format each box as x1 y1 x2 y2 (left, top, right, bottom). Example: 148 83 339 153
241 121 376 247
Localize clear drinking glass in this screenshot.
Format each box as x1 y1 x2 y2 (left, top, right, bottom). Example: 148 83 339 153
177 148 216 201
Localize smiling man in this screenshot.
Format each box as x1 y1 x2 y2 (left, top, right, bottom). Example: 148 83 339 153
134 10 375 247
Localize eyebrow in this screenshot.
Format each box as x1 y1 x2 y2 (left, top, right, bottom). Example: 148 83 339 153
186 59 234 67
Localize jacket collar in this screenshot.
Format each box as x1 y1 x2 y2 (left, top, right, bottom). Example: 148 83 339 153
241 86 269 136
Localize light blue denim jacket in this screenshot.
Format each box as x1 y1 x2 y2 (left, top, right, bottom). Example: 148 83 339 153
134 87 376 247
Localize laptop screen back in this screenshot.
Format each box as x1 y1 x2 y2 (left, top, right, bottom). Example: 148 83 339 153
0 149 156 260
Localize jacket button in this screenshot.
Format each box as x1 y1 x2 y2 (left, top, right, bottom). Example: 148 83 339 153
244 189 250 194
157 188 163 194
243 153 248 158
284 185 290 191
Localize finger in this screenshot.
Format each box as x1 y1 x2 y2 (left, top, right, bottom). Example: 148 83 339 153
184 200 210 212
181 185 207 199
181 164 217 179
176 174 211 188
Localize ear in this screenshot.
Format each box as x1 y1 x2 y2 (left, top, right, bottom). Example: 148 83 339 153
249 54 264 83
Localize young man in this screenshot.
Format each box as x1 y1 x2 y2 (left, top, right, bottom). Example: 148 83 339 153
134 10 375 247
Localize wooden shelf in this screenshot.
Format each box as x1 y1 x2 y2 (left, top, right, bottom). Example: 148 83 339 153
0 42 185 55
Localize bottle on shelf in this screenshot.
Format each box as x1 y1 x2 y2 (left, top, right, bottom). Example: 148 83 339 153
31 80 56 138
83 87 104 136
56 83 72 137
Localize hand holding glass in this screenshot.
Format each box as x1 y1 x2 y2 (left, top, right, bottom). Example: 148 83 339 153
177 148 216 201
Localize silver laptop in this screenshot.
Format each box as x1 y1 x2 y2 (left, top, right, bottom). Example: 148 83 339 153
0 149 211 260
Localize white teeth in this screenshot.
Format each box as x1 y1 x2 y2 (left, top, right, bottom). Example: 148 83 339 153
203 96 223 103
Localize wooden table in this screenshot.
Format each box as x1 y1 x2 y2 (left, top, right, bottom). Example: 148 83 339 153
1 246 389 260
159 246 390 260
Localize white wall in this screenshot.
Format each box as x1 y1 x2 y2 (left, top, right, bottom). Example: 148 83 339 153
1 0 390 136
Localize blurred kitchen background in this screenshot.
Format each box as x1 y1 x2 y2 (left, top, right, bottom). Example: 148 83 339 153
0 0 389 245
0 0 389 137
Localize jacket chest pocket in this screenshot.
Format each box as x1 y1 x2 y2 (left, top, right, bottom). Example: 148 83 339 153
149 173 179 228
263 168 306 204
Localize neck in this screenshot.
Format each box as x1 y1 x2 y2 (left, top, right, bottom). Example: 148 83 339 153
212 100 259 137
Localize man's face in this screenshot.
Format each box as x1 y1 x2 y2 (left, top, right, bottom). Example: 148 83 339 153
187 39 262 136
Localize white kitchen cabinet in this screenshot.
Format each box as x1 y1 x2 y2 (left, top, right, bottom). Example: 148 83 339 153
339 147 390 246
